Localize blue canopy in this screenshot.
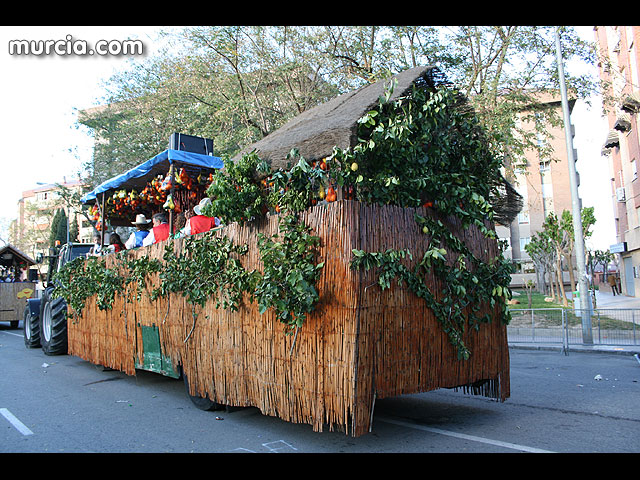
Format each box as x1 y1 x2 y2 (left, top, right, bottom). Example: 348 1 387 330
81 149 224 204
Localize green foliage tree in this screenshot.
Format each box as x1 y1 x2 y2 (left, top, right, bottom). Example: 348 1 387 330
49 209 67 248
541 207 596 306
524 231 557 299
588 248 615 288
54 183 99 238
69 216 79 243
79 26 597 188
560 207 596 294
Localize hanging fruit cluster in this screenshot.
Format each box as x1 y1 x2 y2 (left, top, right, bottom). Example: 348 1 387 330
108 188 151 219
258 155 345 216
88 204 105 230
310 158 338 204
104 166 214 220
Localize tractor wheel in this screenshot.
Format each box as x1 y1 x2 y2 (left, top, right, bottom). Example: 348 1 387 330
181 366 222 411
23 304 40 348
39 287 68 356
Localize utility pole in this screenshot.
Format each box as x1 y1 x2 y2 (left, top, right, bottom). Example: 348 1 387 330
555 27 593 344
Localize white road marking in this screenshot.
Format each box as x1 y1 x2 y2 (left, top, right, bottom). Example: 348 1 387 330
262 440 297 453
379 416 554 453
1 408 34 436
1 331 23 338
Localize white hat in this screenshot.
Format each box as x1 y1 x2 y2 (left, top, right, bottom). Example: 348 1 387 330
193 197 212 215
132 214 152 225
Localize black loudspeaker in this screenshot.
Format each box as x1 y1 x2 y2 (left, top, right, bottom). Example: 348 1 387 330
169 133 214 156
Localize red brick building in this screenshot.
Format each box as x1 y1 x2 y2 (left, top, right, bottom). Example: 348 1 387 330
595 26 640 296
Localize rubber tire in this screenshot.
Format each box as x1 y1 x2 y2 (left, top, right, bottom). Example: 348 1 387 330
23 304 40 348
93 363 113 372
39 287 68 356
182 367 221 411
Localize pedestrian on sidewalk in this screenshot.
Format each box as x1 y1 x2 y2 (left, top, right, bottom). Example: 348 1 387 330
608 274 619 296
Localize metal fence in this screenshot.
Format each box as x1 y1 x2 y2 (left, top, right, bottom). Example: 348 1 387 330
508 308 639 352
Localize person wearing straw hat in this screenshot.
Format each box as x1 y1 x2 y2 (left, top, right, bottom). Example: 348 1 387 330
125 214 152 249
180 197 221 236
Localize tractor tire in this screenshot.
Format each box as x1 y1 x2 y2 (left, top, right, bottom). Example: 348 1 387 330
23 304 40 348
181 366 222 411
39 287 68 356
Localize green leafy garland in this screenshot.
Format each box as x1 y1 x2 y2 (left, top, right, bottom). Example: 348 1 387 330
254 213 323 332
123 254 162 303
150 232 259 312
52 256 125 316
352 213 513 360
54 80 513 357
331 81 514 359
201 150 268 224
197 147 327 331
264 152 329 214
53 217 322 335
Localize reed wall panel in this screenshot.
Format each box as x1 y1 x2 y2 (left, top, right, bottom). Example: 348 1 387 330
67 201 509 437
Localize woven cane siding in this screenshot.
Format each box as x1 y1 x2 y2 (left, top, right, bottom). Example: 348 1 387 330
67 201 509 437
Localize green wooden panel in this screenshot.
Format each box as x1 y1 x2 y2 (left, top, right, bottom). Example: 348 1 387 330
135 324 179 378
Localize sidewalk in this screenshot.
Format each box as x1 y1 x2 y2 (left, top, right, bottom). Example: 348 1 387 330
509 289 640 356
592 289 640 309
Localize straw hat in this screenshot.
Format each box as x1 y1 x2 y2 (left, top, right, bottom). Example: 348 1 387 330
132 214 152 225
193 197 212 215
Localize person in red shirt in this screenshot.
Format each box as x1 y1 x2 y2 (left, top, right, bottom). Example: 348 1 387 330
143 212 171 246
180 198 221 236
108 233 126 253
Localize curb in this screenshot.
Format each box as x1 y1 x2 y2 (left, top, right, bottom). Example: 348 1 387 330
509 343 640 356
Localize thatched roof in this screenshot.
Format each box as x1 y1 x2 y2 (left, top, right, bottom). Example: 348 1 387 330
232 66 450 168
231 65 522 224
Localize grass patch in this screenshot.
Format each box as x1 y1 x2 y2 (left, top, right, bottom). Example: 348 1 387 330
509 289 565 309
508 288 637 330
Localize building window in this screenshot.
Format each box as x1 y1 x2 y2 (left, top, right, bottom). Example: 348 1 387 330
519 237 531 251
518 210 530 224
540 160 551 172
632 159 638 180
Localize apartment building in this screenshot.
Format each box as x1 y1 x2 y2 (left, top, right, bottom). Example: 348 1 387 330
12 180 94 273
595 26 640 296
496 92 577 286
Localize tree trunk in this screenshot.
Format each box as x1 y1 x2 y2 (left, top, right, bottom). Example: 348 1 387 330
564 252 576 296
535 265 545 294
556 259 568 307
547 269 556 300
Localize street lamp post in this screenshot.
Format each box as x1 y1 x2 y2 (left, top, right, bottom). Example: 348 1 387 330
555 27 593 344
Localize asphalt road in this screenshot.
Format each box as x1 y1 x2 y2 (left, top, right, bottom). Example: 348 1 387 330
1 322 639 454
